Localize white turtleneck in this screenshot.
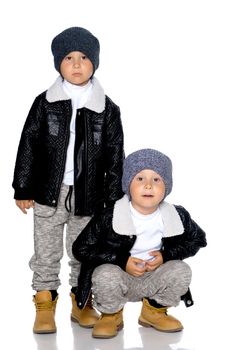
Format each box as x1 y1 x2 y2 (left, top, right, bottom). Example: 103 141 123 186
129 203 164 261
62 79 93 185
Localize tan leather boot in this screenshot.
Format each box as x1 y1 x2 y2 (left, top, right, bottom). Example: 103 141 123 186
70 292 99 328
138 298 183 332
92 309 124 338
33 291 58 334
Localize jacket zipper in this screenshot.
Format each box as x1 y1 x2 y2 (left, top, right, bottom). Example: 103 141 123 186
56 102 72 204
83 109 88 213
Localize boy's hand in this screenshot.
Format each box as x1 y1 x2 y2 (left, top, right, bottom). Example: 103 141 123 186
126 256 146 277
145 251 163 272
15 199 34 214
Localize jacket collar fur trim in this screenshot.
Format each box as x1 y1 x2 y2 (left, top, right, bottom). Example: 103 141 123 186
112 195 184 238
46 76 105 113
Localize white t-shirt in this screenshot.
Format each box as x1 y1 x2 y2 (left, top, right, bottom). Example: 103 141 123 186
129 203 164 261
62 79 93 185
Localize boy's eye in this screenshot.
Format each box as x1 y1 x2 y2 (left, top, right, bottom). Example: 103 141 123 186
65 56 72 60
137 177 143 181
153 177 160 182
81 55 86 60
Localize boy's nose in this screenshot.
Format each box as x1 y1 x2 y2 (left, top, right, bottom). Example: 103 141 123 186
145 183 152 189
74 60 80 67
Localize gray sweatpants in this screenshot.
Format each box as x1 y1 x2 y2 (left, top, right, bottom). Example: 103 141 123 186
29 184 91 291
92 261 192 313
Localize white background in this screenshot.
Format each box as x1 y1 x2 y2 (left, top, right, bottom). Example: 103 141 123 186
1 1 232 349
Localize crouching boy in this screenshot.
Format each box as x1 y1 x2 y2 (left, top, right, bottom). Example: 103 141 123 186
72 148 207 338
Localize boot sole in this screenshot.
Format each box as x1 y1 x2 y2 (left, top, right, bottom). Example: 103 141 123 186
138 318 183 333
33 328 56 334
92 322 124 339
71 315 96 328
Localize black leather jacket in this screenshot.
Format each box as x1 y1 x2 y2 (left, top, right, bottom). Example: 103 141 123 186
12 77 124 215
72 196 207 308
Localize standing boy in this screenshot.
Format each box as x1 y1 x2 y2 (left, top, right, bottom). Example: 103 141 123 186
12 27 124 333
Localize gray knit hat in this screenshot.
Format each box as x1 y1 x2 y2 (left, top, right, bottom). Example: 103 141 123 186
51 27 100 73
122 148 173 198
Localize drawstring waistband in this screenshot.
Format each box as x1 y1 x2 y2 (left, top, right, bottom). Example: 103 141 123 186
65 185 73 213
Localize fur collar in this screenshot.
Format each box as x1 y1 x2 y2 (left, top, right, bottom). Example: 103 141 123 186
45 76 105 113
112 195 184 238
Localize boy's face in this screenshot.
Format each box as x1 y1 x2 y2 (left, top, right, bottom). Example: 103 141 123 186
130 169 166 215
60 51 94 86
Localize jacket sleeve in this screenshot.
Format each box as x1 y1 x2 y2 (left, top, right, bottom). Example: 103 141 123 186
161 205 207 262
72 209 131 269
12 94 44 199
103 98 124 207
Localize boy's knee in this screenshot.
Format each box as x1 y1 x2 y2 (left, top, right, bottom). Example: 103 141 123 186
165 260 192 285
175 261 192 290
93 263 115 275
180 261 192 281
92 264 122 287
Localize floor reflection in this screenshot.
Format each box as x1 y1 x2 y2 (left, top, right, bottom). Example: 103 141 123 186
33 333 58 350
71 319 184 350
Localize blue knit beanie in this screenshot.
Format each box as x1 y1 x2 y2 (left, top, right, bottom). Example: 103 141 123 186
51 27 100 73
122 149 173 198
